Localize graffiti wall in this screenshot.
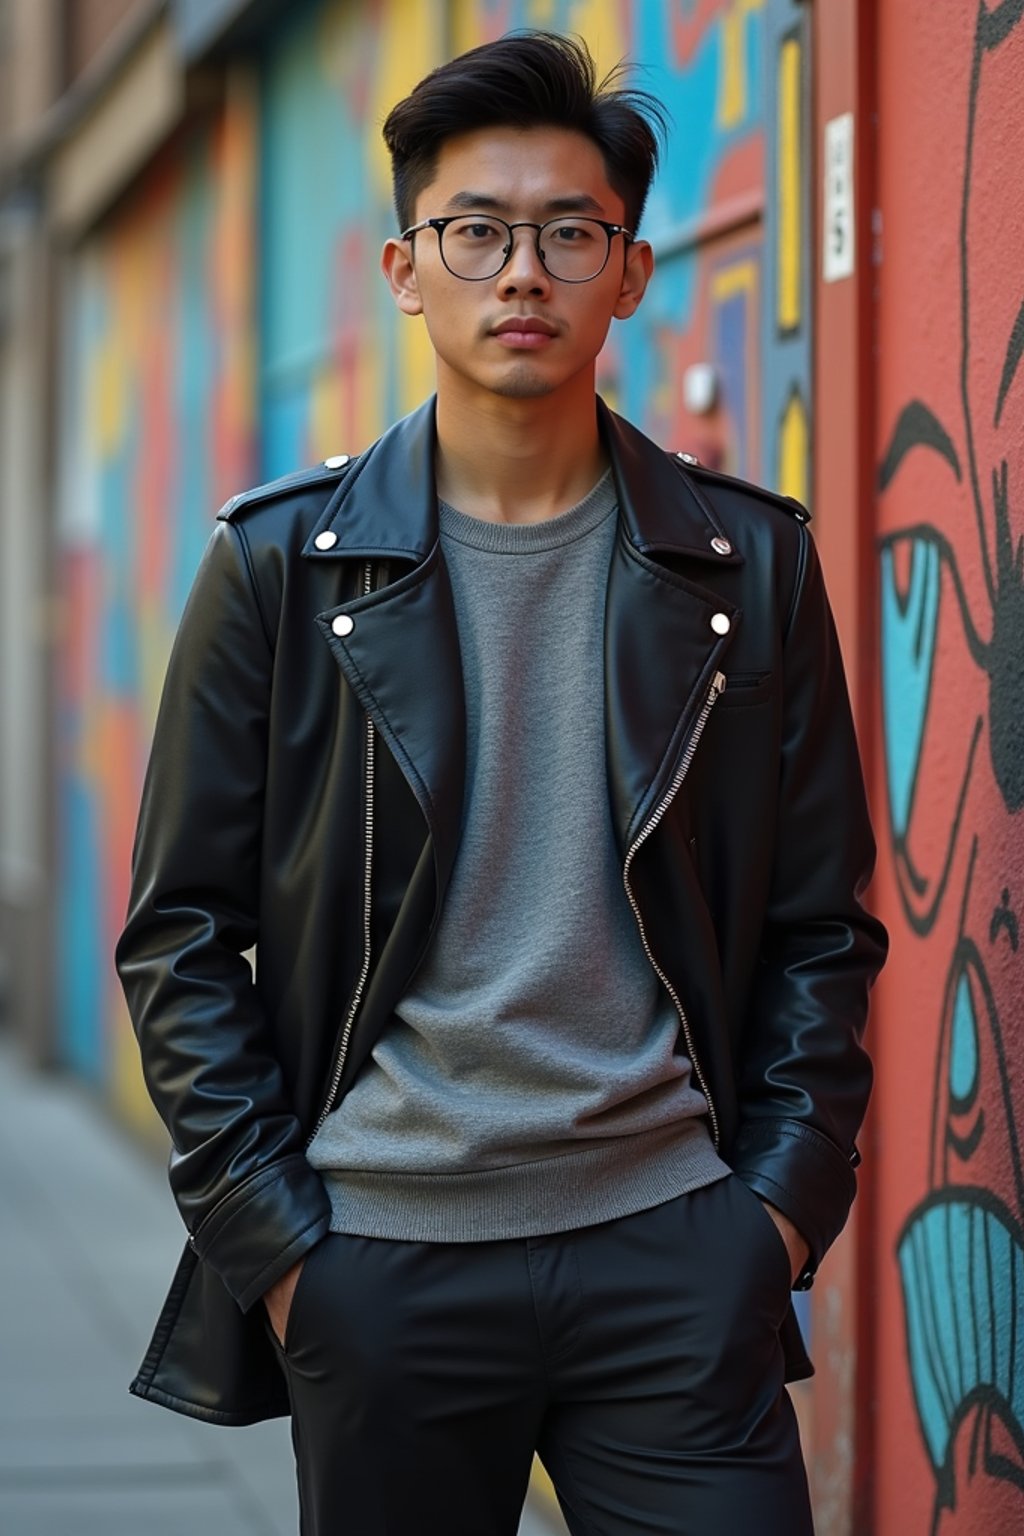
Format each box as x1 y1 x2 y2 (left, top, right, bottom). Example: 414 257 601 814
872 1 1024 1530
258 0 784 480
58 83 258 1126
54 0 829 1522
62 0 791 1125
257 0 442 472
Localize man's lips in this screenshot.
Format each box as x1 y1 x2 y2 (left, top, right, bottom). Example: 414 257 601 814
490 317 558 348
491 317 558 336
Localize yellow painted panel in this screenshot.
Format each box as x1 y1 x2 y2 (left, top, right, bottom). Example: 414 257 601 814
111 994 163 1139
777 35 802 331
710 257 758 303
452 1 624 78
530 1452 560 1509
369 0 444 201
139 599 175 738
528 0 559 25
450 0 486 55
720 0 764 129
310 368 346 463
214 71 259 454
357 340 386 448
398 315 437 417
778 389 809 504
91 332 126 458
567 0 627 77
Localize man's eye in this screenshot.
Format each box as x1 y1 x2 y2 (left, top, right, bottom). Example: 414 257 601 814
551 224 593 243
456 222 502 240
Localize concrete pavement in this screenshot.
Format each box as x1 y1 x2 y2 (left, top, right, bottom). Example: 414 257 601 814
0 1030 559 1535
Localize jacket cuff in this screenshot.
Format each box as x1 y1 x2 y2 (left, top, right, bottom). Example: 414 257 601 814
189 1154 333 1314
730 1119 858 1288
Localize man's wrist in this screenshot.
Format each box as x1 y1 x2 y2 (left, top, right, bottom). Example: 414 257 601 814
758 1197 811 1284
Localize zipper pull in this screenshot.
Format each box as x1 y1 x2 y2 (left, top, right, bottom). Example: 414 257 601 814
712 670 727 696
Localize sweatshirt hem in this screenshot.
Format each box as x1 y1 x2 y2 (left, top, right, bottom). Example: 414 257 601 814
317 1119 731 1242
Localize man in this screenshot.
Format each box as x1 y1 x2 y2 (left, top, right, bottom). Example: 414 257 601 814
116 30 887 1535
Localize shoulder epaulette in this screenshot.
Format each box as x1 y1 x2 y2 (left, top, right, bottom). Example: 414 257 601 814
669 450 811 524
216 454 353 522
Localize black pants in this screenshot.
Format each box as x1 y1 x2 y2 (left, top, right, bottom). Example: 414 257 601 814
263 1171 814 1535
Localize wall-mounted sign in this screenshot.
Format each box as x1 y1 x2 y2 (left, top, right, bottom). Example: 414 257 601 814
824 111 855 282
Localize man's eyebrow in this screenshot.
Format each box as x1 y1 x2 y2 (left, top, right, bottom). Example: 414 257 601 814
440 191 608 216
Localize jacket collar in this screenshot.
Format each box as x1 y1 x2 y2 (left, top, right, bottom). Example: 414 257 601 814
302 394 743 567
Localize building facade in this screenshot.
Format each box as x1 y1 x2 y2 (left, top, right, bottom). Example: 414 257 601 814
0 2 1020 1530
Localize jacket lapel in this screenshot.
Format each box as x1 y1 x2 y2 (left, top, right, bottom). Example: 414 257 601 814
597 402 742 852
302 393 744 883
303 399 466 900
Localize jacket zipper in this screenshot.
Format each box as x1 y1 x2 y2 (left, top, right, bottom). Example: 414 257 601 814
306 560 377 1144
622 669 727 1149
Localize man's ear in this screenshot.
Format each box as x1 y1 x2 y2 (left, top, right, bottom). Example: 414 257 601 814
612 239 654 322
381 238 423 316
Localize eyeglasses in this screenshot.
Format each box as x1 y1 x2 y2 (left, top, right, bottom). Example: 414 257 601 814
400 214 634 283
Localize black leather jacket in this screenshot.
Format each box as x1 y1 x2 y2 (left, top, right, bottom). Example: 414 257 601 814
115 396 887 1423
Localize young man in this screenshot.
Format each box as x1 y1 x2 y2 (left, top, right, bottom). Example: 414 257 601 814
116 31 887 1536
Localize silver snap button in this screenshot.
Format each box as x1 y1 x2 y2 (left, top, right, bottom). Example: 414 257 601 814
332 614 355 637
314 530 338 550
710 536 732 556
676 451 700 465
710 612 731 636
323 454 350 470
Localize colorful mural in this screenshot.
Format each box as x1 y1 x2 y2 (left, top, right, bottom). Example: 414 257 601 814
56 0 808 1223
54 0 1024 1527
61 0 813 1419
58 89 258 1126
54 0 826 1524
875 1 1024 1529
258 0 779 477
258 0 442 472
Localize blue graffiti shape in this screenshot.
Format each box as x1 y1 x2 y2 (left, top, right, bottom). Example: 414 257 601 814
880 537 941 843
898 1190 1024 1477
878 532 985 937
949 970 979 1108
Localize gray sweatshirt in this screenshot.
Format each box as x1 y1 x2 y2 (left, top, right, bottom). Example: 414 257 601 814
306 469 729 1238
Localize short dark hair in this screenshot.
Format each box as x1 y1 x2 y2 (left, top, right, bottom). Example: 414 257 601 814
382 31 668 234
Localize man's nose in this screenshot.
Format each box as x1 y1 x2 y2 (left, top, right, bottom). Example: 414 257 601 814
496 227 550 295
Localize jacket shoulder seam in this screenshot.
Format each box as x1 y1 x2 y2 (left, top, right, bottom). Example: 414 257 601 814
216 460 352 523
670 457 812 524
230 521 274 655
783 523 811 642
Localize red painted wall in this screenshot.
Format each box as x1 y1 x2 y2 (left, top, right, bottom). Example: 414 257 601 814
869 2 1024 1531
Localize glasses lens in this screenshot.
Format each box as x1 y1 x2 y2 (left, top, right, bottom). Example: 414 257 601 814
439 217 613 280
538 219 611 281
441 217 513 279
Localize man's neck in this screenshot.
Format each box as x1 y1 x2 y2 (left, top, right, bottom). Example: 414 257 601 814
434 375 609 525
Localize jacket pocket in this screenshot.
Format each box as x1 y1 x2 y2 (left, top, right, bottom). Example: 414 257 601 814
717 669 772 708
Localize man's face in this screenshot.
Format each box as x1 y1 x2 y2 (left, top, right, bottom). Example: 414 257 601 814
382 125 653 402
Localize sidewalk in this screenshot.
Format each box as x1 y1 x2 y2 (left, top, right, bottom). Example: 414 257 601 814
0 1031 558 1535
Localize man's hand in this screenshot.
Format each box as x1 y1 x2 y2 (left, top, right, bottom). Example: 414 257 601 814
263 1255 307 1348
758 1198 811 1286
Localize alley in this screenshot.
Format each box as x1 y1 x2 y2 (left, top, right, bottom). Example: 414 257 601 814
0 1032 555 1534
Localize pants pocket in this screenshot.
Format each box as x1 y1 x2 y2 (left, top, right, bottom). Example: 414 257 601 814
262 1238 328 1359
729 1175 793 1302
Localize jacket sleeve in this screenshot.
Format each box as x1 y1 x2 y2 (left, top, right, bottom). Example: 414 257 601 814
114 519 331 1314
729 524 888 1286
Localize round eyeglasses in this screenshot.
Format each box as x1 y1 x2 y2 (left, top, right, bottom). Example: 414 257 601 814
400 214 635 283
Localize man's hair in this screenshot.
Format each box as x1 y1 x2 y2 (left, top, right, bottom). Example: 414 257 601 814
382 31 668 235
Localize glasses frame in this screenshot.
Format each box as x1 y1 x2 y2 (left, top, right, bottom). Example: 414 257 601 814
399 214 635 284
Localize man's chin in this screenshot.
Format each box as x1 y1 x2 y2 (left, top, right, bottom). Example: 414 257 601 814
490 370 557 400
